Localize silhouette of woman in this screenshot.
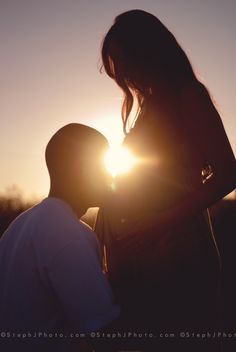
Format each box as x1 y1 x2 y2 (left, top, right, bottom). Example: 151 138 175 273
96 9 235 351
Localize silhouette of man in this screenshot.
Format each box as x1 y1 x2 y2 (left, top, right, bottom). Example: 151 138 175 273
0 123 120 351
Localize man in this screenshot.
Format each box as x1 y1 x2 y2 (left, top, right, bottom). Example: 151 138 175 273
0 123 120 351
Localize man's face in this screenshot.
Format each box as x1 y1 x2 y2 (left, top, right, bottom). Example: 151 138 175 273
75 144 112 206
87 149 112 205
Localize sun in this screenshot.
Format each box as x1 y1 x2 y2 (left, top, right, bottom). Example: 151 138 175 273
104 145 137 177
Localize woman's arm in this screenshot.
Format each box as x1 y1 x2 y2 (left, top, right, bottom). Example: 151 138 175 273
176 82 235 205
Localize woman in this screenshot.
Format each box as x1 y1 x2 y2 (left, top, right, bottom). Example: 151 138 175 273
96 9 235 348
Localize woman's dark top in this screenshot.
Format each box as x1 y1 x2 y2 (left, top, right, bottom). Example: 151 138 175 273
96 83 220 336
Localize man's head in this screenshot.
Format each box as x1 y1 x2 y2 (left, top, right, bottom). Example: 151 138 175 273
45 123 110 213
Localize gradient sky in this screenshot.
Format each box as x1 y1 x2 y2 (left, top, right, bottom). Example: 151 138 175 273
1 0 235 199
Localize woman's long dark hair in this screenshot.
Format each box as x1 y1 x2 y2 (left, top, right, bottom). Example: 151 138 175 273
101 9 198 133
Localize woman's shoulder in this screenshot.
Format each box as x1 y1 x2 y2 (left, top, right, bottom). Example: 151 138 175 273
180 79 222 127
180 79 212 108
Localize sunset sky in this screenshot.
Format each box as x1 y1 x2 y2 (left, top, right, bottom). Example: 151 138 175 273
1 0 235 200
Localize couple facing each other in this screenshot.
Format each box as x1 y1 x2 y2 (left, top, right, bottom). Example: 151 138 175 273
0 9 235 352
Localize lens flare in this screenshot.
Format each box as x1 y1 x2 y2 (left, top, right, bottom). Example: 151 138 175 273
104 146 136 177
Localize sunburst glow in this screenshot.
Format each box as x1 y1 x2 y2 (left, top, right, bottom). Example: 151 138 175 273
104 146 137 177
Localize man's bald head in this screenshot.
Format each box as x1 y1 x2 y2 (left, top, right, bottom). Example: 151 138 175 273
46 123 108 183
45 124 110 212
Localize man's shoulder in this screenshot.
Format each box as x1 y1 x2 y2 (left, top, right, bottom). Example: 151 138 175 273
33 197 72 219
27 199 98 263
33 198 96 241
1 203 39 235
4 198 79 241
